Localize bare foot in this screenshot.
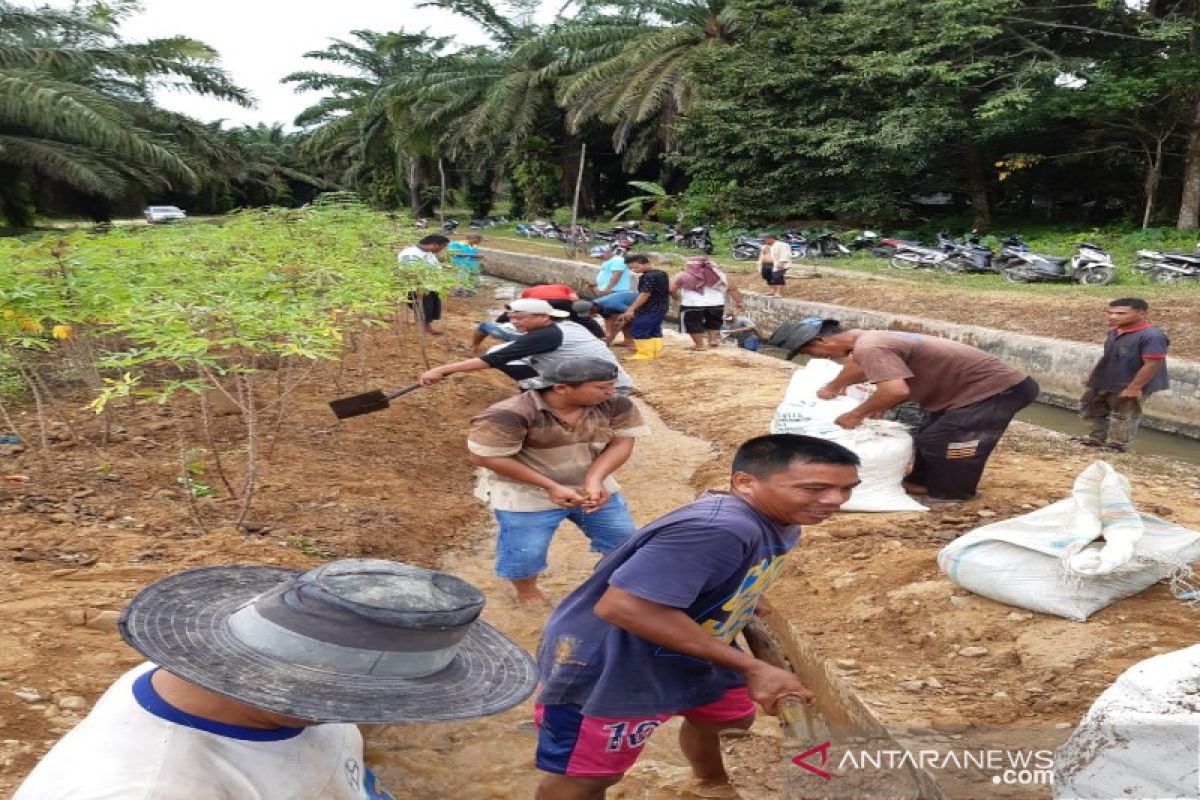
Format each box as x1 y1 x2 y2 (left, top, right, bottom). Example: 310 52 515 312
902 481 928 496
516 589 550 607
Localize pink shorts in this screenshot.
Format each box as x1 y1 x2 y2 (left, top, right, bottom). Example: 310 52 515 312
535 686 755 777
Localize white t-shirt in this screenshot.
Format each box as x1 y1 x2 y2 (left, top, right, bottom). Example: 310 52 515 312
762 241 791 267
677 268 728 307
397 245 439 268
14 664 391 800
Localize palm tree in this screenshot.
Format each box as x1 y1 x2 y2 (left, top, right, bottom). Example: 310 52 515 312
285 30 452 214
549 0 739 162
0 1 250 224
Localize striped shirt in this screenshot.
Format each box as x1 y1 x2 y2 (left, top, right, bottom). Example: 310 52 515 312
467 391 650 512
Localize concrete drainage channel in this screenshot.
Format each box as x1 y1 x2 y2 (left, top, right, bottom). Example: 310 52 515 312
736 615 941 800
478 246 1200 463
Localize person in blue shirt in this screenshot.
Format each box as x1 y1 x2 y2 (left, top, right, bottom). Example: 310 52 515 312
533 434 861 799
592 249 638 347
447 234 483 296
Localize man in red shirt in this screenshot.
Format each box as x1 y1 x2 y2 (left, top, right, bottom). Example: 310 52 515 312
1076 298 1170 452
522 284 579 302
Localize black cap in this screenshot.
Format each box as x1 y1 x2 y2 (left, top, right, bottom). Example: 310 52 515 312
540 357 619 385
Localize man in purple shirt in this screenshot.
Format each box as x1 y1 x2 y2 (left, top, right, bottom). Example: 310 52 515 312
1076 298 1170 452
533 434 860 799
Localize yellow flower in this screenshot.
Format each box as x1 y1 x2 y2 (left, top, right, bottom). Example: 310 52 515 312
17 316 43 333
52 324 73 340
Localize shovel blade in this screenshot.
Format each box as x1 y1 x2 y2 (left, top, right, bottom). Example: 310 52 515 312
329 389 390 419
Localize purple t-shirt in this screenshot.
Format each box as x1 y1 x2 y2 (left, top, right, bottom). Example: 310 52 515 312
536 492 799 717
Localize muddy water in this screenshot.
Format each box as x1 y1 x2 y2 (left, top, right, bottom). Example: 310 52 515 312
362 396 788 798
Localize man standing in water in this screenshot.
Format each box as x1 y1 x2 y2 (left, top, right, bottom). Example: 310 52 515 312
534 434 860 798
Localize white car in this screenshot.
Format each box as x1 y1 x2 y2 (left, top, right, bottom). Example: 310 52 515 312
143 205 187 224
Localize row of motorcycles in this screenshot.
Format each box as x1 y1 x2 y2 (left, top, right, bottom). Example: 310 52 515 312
513 220 717 256
445 215 1200 285
882 231 1117 285
730 230 860 261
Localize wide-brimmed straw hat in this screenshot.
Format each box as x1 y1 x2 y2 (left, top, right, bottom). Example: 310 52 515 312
118 559 536 724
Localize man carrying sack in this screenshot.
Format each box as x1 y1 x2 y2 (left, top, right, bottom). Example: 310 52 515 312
15 559 536 799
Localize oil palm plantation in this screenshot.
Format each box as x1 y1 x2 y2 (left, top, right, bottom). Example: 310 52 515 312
0 1 250 224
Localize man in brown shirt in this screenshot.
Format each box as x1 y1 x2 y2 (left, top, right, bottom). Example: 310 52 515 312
788 320 1038 504
468 357 650 605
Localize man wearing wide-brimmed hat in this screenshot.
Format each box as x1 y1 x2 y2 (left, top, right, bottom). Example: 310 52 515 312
14 559 536 799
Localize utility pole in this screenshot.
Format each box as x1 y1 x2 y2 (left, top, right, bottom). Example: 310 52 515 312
438 158 447 228
568 143 586 258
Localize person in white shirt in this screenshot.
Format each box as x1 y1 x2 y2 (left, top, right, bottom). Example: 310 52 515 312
757 234 791 297
14 559 536 800
670 256 745 350
398 234 450 335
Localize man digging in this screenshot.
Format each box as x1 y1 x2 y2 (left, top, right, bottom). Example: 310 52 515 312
533 434 860 799
467 357 649 607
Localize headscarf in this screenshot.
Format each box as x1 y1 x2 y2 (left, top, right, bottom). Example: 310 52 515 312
675 255 722 292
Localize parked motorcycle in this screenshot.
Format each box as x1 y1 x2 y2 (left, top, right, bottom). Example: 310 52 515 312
666 224 714 253
441 218 459 233
938 230 996 273
1131 247 1200 279
806 231 851 257
849 230 890 257
731 235 809 261
885 237 951 270
1147 259 1200 284
1001 242 1115 285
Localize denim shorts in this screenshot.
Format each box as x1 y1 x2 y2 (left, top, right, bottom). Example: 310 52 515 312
492 493 635 579
476 320 522 342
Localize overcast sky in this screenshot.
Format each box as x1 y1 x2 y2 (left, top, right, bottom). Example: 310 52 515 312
23 0 509 127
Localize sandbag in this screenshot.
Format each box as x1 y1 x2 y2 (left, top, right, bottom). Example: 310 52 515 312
772 359 927 513
938 461 1200 621
1053 644 1200 798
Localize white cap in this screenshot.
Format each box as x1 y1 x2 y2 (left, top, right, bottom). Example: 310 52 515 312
506 298 569 318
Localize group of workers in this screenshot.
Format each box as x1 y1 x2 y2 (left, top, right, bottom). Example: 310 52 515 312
14 230 1173 799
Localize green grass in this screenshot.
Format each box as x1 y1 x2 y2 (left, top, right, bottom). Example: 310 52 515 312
476 219 1200 300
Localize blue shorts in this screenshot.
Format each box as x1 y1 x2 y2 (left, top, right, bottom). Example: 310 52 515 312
629 312 664 340
476 321 521 342
593 292 638 317
738 335 760 351
493 493 635 580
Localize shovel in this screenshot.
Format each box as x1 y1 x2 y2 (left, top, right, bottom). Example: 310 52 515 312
719 619 820 799
328 384 422 420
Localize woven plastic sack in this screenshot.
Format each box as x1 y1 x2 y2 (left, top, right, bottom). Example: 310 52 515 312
772 359 927 513
938 461 1200 621
1054 644 1200 798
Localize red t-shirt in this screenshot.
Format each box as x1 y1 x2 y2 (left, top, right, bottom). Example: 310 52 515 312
521 284 576 301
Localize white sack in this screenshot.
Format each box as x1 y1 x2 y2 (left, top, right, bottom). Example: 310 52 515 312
772 359 926 513
1054 644 1200 799
938 461 1200 621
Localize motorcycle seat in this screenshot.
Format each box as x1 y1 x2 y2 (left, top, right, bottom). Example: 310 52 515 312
1077 242 1103 250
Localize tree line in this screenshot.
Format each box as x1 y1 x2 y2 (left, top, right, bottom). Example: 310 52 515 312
5 0 1200 230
